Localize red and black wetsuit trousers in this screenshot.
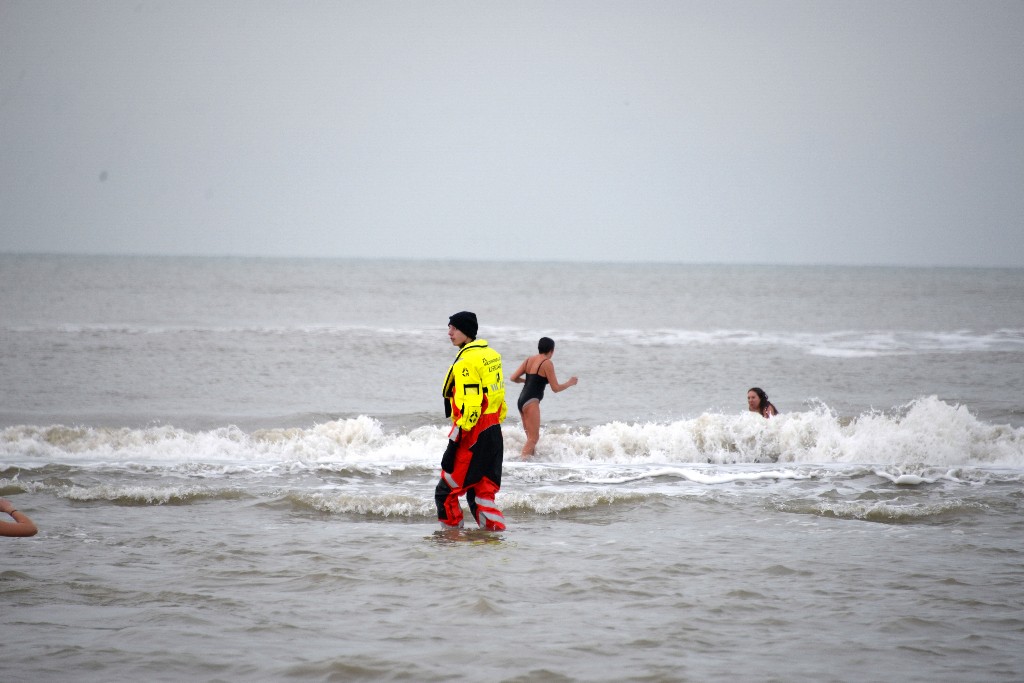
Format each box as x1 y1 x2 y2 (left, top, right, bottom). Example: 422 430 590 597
434 416 506 531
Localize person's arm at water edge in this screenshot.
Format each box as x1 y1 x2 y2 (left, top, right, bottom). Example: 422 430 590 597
0 498 38 537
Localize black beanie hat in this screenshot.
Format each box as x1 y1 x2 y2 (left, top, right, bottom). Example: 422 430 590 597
448 311 478 339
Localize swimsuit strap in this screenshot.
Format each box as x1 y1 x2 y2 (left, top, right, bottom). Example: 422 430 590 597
529 357 549 375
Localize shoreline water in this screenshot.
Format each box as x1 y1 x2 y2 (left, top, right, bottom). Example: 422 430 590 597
4 491 1023 682
3 256 1023 680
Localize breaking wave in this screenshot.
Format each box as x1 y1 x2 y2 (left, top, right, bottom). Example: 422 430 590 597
2 397 1022 470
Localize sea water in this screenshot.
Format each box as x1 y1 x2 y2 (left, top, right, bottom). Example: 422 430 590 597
2 255 1023 682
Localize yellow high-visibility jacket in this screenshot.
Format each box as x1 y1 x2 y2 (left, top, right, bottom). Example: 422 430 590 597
442 339 507 430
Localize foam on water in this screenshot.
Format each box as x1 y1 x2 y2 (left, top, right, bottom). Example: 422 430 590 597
6 321 1023 356
3 396 1022 521
538 396 1024 468
496 326 1024 357
0 415 445 468
3 397 1022 471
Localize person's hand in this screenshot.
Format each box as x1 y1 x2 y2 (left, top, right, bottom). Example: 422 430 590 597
569 376 579 387
0 498 15 514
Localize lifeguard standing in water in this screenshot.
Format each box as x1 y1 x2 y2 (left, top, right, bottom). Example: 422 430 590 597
435 311 508 531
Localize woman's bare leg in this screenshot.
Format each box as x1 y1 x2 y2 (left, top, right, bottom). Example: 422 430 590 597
520 401 541 457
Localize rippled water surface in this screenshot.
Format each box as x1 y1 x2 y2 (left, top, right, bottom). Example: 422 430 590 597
3 256 1023 681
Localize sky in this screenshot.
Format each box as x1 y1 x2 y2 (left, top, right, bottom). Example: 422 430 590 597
1 1 1022 267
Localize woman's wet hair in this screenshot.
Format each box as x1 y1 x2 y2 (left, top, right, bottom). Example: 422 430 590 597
538 337 555 354
748 387 769 406
748 387 778 415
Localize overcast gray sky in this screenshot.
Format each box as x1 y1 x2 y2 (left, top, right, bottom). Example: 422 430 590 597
2 1 1022 266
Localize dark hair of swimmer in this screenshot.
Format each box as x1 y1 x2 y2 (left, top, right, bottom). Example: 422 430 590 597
748 387 778 417
538 337 555 354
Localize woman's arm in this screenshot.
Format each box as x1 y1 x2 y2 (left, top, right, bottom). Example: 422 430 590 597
543 363 578 393
509 359 528 384
0 498 38 537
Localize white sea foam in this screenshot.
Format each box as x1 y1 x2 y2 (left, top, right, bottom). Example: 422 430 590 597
7 323 1023 358
535 397 1024 468
501 326 1024 357
0 415 447 468
4 396 1021 519
2 397 1022 471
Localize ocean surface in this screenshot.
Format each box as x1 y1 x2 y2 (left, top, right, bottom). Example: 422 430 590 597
2 254 1023 682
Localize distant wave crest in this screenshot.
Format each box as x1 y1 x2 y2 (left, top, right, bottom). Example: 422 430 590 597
6 323 1023 358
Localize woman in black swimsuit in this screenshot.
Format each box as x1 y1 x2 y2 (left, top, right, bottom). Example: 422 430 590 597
510 337 578 458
